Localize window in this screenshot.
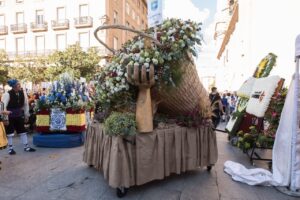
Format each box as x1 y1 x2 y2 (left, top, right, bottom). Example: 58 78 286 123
35 35 45 54
56 34 66 50
137 0 140 8
57 7 65 21
79 32 89 48
113 11 118 24
16 12 24 24
0 0 5 7
16 37 25 55
0 15 5 26
36 10 44 24
79 4 88 17
0 39 5 50
126 2 130 15
126 21 130 27
137 15 140 25
113 36 118 50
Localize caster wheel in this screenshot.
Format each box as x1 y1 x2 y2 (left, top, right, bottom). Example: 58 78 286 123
116 187 128 198
207 166 212 172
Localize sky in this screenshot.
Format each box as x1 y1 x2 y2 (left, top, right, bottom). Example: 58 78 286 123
162 0 221 70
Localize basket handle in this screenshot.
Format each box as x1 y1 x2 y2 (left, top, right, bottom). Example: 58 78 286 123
94 24 162 55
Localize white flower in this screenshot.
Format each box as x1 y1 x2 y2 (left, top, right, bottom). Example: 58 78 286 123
152 58 158 65
146 58 151 63
144 63 150 68
139 57 145 63
116 77 121 81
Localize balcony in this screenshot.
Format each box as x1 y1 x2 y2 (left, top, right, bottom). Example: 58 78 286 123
11 23 27 34
0 25 8 35
31 22 48 32
74 16 93 28
51 19 69 30
7 50 55 60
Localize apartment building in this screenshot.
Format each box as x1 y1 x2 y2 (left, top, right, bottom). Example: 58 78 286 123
0 0 147 60
215 0 300 90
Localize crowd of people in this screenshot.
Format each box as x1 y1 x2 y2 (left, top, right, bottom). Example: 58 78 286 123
209 87 238 128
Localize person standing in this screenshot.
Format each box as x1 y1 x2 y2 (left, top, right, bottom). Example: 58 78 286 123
209 87 224 128
1 79 36 155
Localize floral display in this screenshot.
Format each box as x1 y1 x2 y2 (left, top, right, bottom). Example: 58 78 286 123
94 18 202 112
253 53 277 78
35 73 94 112
263 87 287 139
94 19 203 135
231 88 287 151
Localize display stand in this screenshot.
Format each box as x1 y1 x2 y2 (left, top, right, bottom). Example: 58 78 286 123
83 122 218 197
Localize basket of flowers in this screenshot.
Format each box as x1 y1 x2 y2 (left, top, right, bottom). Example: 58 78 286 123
94 18 211 133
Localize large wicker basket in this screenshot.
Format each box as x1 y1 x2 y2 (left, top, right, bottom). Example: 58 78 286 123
157 53 210 115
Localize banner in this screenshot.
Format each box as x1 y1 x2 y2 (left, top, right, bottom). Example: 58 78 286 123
147 0 163 28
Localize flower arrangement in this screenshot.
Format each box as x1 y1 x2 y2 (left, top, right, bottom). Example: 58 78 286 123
35 73 94 112
253 53 277 78
263 87 287 138
94 18 202 112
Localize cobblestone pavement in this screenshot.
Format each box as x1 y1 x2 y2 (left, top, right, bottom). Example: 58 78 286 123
0 131 298 200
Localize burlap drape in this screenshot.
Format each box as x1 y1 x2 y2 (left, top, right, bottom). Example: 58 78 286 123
83 123 218 188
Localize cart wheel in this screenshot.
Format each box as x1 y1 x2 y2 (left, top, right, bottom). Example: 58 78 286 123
207 166 212 172
116 187 128 198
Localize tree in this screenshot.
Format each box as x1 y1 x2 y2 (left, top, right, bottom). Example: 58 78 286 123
0 50 9 85
47 44 101 81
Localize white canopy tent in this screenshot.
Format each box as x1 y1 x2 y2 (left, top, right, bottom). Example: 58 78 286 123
224 35 300 196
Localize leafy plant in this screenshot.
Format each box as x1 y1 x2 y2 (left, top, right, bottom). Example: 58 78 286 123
104 112 136 136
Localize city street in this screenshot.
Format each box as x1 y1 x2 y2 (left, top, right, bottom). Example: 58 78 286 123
0 130 297 200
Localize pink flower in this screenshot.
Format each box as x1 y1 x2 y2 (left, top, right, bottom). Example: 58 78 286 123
272 112 277 117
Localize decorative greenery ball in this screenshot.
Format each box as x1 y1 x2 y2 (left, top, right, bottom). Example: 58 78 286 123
104 112 136 136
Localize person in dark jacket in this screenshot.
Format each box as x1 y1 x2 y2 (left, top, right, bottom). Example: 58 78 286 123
1 79 36 155
209 87 224 128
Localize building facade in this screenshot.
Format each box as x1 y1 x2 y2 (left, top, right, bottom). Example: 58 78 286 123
215 0 300 90
0 0 147 60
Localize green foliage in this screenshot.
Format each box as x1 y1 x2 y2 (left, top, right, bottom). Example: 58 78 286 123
47 44 100 81
104 112 136 136
0 50 9 84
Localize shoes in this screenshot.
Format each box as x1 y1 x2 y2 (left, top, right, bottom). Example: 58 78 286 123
24 147 36 152
8 149 16 155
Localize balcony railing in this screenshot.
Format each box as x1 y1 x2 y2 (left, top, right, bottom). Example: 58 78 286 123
11 23 27 34
51 19 69 30
7 50 55 59
0 25 8 35
74 16 93 28
31 22 48 32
